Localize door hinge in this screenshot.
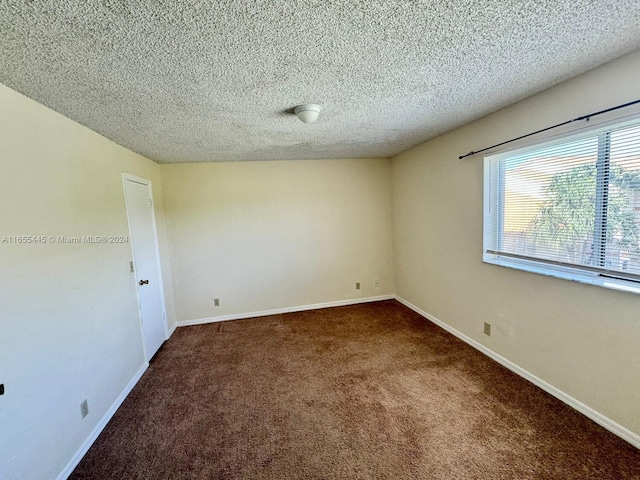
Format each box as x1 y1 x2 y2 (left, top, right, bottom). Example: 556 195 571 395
129 261 134 273
149 198 153 207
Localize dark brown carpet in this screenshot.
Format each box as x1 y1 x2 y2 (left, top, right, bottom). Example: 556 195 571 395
71 300 640 479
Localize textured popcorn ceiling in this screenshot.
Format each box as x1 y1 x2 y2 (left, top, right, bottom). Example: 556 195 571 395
1 1 640 163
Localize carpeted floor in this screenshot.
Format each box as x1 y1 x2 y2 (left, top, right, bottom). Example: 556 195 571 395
71 300 640 479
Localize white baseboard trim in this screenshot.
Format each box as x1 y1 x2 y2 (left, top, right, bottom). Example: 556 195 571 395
177 294 395 327
56 362 149 480
394 295 640 450
167 321 177 338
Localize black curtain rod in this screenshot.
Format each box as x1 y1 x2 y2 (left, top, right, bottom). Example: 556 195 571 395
458 98 640 160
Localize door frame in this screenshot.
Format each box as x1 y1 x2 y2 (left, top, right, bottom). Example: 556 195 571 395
122 172 169 361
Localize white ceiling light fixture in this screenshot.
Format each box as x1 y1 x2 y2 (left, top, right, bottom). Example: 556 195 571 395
294 104 322 123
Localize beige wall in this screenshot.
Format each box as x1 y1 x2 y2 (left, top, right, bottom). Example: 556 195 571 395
161 159 394 323
391 49 640 436
0 84 175 480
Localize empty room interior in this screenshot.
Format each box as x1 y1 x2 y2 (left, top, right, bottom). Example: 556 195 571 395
2 2 640 479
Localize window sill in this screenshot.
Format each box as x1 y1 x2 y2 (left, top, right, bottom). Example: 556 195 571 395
483 254 640 295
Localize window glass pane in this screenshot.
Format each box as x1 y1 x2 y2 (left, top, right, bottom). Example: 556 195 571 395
606 123 640 275
502 137 598 266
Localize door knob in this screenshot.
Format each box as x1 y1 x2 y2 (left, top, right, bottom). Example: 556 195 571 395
139 279 149 286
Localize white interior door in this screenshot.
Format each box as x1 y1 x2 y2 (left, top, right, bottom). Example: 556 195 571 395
123 174 167 361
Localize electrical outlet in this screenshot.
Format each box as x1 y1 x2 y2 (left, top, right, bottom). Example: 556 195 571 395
214 298 220 307
355 282 360 290
80 399 89 418
484 322 491 336
374 279 380 288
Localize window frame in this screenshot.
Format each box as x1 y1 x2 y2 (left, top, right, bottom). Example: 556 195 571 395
483 112 640 295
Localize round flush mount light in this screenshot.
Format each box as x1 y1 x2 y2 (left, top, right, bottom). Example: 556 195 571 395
294 104 322 123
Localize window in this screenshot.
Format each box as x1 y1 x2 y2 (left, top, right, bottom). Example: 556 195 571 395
484 116 640 293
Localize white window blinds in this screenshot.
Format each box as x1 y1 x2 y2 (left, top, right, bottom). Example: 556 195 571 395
484 118 640 283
